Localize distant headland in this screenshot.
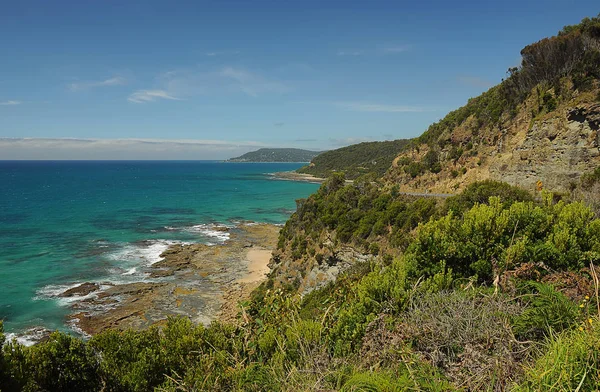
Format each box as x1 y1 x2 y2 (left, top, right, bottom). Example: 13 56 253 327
226 148 322 163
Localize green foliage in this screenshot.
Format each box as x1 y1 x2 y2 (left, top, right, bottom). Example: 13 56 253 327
297 140 410 179
411 196 600 282
515 320 600 391
26 332 100 392
278 179 440 262
580 166 600 189
512 282 580 340
338 366 455 392
445 180 535 216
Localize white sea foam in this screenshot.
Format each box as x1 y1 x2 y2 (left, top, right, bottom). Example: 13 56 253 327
163 223 232 244
107 239 184 265
122 267 137 275
67 318 91 339
34 282 109 307
186 224 231 243
5 327 50 347
34 283 84 300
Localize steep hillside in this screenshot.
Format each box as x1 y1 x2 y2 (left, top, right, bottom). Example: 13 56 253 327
227 148 321 162
4 15 600 392
386 15 600 193
297 139 410 179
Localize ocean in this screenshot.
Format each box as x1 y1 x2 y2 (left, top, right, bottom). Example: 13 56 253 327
0 161 319 342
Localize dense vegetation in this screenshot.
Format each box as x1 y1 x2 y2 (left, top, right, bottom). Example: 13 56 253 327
3 15 600 392
227 148 321 162
279 173 440 255
297 140 410 179
392 14 600 181
3 180 600 391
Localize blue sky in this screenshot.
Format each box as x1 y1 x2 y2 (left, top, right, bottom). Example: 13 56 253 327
0 0 598 159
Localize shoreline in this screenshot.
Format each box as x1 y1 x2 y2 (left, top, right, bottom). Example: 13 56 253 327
50 223 281 336
270 171 327 184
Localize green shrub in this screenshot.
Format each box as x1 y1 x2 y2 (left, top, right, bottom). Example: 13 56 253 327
512 282 580 340
445 180 534 216
410 196 600 283
27 332 100 392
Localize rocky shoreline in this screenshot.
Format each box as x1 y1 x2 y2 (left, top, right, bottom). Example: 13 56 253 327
62 223 280 336
271 171 327 183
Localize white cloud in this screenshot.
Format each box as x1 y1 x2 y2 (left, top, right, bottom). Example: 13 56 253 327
0 100 21 105
68 76 126 92
129 66 289 103
335 102 429 113
127 90 181 103
0 138 269 160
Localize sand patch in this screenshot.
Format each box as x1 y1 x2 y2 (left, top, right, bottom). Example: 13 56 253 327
239 248 272 283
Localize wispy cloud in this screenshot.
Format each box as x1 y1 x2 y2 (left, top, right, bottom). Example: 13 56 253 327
274 122 285 127
337 50 364 56
130 66 289 103
128 90 181 103
335 102 430 113
0 100 21 106
68 76 126 92
337 45 411 56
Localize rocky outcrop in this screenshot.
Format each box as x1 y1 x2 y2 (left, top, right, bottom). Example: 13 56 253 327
489 103 600 191
270 240 372 295
63 224 280 335
386 93 600 194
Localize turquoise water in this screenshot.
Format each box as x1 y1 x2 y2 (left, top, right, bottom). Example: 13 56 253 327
0 161 318 338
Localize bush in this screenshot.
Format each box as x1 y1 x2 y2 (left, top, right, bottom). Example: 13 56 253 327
27 332 100 392
512 282 580 340
411 196 600 283
445 180 534 216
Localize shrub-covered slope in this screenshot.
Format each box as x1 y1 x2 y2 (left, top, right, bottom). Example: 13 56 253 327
297 139 410 179
227 148 321 162
4 15 600 392
3 181 600 391
384 15 600 193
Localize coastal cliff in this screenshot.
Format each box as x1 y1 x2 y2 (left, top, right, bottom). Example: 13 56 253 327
385 92 600 194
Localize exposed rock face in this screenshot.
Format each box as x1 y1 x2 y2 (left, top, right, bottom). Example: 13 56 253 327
386 94 600 194
489 103 600 191
270 240 372 295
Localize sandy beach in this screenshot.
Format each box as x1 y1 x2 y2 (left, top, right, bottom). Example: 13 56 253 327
240 248 272 283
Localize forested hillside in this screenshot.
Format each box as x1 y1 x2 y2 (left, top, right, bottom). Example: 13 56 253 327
297 139 410 179
227 148 321 162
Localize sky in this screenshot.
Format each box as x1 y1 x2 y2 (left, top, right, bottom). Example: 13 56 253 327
0 0 598 159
